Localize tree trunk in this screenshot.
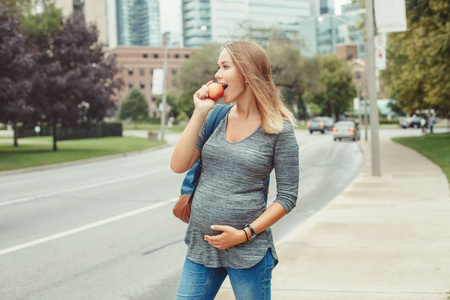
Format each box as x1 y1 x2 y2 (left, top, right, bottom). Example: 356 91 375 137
13 121 18 147
52 118 58 151
327 102 332 118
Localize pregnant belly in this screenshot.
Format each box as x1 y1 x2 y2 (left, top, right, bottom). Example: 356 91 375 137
190 192 264 234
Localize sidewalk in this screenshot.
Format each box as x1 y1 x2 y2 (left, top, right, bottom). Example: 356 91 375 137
216 135 450 299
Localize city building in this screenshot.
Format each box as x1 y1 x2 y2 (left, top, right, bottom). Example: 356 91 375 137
347 58 387 102
310 0 335 16
107 46 197 116
340 2 365 58
298 2 365 58
54 0 162 48
116 0 162 47
54 0 109 46
182 0 311 48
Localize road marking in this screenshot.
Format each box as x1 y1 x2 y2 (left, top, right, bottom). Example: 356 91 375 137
0 197 178 256
0 169 166 207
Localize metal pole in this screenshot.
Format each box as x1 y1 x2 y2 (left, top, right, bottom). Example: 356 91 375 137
357 85 362 131
160 33 169 142
365 0 381 176
364 97 368 141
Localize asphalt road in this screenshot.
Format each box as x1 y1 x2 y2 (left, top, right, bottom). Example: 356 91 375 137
0 129 365 300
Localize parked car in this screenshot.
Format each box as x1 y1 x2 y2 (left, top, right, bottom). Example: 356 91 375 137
332 121 360 141
399 117 422 129
307 117 325 134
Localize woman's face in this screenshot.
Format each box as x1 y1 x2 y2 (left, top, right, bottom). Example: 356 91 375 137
215 49 249 103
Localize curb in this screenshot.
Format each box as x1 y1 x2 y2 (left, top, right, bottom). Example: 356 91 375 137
0 142 171 177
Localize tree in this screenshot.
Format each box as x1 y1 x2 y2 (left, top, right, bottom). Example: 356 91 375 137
28 14 122 151
119 88 149 127
381 0 449 116
171 43 222 117
0 3 34 147
319 54 355 120
266 43 321 120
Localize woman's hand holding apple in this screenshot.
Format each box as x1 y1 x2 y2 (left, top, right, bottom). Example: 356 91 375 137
193 80 216 113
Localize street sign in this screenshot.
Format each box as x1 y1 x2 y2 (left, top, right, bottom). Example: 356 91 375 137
374 0 407 33
375 35 386 49
375 35 386 70
152 69 164 95
375 49 386 70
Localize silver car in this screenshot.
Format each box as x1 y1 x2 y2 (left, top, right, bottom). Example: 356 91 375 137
332 121 360 141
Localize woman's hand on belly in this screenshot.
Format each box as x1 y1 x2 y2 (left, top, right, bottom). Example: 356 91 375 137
204 225 247 250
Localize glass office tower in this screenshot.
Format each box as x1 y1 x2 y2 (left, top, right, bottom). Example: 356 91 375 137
182 0 311 48
116 0 162 46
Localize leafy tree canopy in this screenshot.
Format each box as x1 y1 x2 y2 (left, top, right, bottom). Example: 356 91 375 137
119 88 149 122
381 0 449 116
319 54 355 120
0 2 35 146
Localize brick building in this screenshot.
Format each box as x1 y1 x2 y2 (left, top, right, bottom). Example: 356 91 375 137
336 44 387 100
108 46 197 117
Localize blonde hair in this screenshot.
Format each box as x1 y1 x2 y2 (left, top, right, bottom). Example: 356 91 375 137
222 41 296 134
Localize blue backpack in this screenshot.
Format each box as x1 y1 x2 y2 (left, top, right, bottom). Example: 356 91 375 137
173 104 269 223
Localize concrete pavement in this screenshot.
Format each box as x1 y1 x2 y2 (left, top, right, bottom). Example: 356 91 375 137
216 134 450 299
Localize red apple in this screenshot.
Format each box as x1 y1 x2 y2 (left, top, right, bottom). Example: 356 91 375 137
207 82 224 100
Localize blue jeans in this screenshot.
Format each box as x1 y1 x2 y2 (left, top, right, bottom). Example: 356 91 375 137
176 250 275 300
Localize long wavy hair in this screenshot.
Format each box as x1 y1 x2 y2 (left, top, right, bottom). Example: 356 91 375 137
222 41 296 134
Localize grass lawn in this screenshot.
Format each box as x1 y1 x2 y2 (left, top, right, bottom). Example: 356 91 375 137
392 133 450 184
0 136 165 171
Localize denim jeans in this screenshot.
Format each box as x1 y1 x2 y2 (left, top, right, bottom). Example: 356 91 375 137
176 250 275 300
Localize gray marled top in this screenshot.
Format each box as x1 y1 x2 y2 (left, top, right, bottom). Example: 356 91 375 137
185 109 299 269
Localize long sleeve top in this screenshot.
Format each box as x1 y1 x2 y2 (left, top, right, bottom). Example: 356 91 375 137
184 109 299 269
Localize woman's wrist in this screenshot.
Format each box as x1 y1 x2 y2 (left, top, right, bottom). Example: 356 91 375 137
192 107 210 119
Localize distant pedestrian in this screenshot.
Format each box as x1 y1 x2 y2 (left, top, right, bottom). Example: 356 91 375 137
171 41 299 299
429 116 435 134
420 117 427 134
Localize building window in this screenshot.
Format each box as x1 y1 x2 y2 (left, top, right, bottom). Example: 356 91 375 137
128 67 133 75
140 68 145 76
140 82 145 89
128 82 133 88
154 54 158 59
355 71 361 79
143 53 148 58
185 54 190 59
175 54 179 59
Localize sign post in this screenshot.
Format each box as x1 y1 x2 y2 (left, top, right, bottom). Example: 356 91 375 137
365 0 381 176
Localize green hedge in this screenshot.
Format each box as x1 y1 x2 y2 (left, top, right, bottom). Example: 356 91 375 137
18 122 122 140
100 122 122 137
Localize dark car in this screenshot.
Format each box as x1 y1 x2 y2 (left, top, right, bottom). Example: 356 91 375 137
307 117 325 134
400 117 422 129
320 116 335 131
332 121 360 141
